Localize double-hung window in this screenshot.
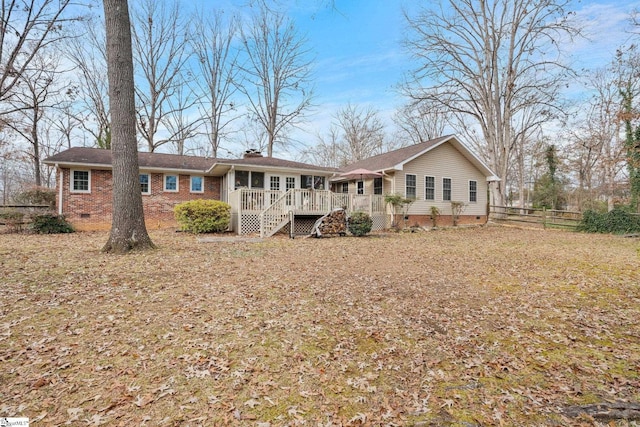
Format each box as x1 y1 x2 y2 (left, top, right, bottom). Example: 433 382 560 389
405 174 416 199
164 174 178 192
425 176 435 200
469 180 477 202
71 170 90 193
442 178 452 201
190 176 204 193
139 173 150 195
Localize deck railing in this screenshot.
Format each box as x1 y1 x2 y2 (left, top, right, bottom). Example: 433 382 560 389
229 188 387 234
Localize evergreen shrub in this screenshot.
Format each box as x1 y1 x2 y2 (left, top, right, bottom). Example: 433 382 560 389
30 214 74 234
578 209 640 234
174 199 231 234
348 211 373 236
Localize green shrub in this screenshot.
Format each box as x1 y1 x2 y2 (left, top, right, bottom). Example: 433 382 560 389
578 209 640 234
30 214 74 234
348 211 373 236
174 199 231 234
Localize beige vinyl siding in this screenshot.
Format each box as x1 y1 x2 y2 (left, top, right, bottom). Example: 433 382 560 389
393 142 488 216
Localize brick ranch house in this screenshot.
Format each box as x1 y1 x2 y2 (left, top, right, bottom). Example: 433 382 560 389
44 134 498 236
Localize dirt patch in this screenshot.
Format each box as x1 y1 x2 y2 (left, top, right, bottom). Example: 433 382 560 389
0 227 638 425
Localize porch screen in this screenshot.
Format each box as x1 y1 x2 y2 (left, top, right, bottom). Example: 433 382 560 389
235 171 249 188
302 175 326 190
251 172 264 189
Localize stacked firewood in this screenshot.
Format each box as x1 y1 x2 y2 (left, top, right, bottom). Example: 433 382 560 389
312 208 347 237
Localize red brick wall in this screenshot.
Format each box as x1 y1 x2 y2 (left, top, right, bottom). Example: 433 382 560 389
58 168 221 231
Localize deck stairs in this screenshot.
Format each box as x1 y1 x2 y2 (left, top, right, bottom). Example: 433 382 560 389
259 191 292 238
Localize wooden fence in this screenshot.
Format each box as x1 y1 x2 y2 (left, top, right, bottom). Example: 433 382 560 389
489 205 583 230
0 204 52 231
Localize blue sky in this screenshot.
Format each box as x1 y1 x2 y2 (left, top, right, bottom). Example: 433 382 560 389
201 0 640 158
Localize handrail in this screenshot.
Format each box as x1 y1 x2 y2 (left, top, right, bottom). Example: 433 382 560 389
259 190 291 238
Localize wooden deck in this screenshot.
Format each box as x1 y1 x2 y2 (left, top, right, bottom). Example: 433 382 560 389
228 189 387 236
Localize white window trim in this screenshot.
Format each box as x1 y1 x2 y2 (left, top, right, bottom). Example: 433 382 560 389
425 175 435 201
357 180 364 195
70 169 91 194
469 179 478 203
190 175 204 193
164 174 179 192
442 177 452 202
140 173 151 195
405 174 417 199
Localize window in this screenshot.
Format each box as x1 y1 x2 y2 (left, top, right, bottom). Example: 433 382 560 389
357 181 364 195
285 177 296 204
191 176 204 193
164 174 178 192
251 172 264 189
140 173 150 195
469 180 477 202
270 176 280 191
71 170 90 193
341 182 349 193
235 171 249 188
405 174 416 199
235 171 265 189
314 176 325 190
285 177 296 190
374 177 383 195
443 178 452 201
425 176 435 200
301 175 325 189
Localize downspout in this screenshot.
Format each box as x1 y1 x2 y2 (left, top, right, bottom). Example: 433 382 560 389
57 164 63 215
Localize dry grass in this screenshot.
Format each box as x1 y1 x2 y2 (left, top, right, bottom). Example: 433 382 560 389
0 226 639 426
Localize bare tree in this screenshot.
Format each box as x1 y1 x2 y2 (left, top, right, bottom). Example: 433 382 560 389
567 67 625 211
0 0 77 112
335 103 385 164
102 0 154 253
238 3 314 157
3 53 63 186
66 15 111 148
304 126 341 168
394 100 448 145
165 83 200 155
190 9 241 158
130 0 192 153
403 0 581 207
306 104 386 167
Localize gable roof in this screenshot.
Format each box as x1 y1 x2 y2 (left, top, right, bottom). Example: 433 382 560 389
44 147 337 176
340 134 498 180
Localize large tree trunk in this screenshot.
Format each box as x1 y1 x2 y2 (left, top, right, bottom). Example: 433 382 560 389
102 0 154 253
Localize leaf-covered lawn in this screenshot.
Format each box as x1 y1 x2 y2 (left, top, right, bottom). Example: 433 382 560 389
0 226 638 426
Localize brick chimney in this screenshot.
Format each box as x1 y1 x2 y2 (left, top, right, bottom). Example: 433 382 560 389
243 148 263 158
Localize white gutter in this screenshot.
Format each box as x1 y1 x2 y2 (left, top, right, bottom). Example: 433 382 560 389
56 164 63 215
